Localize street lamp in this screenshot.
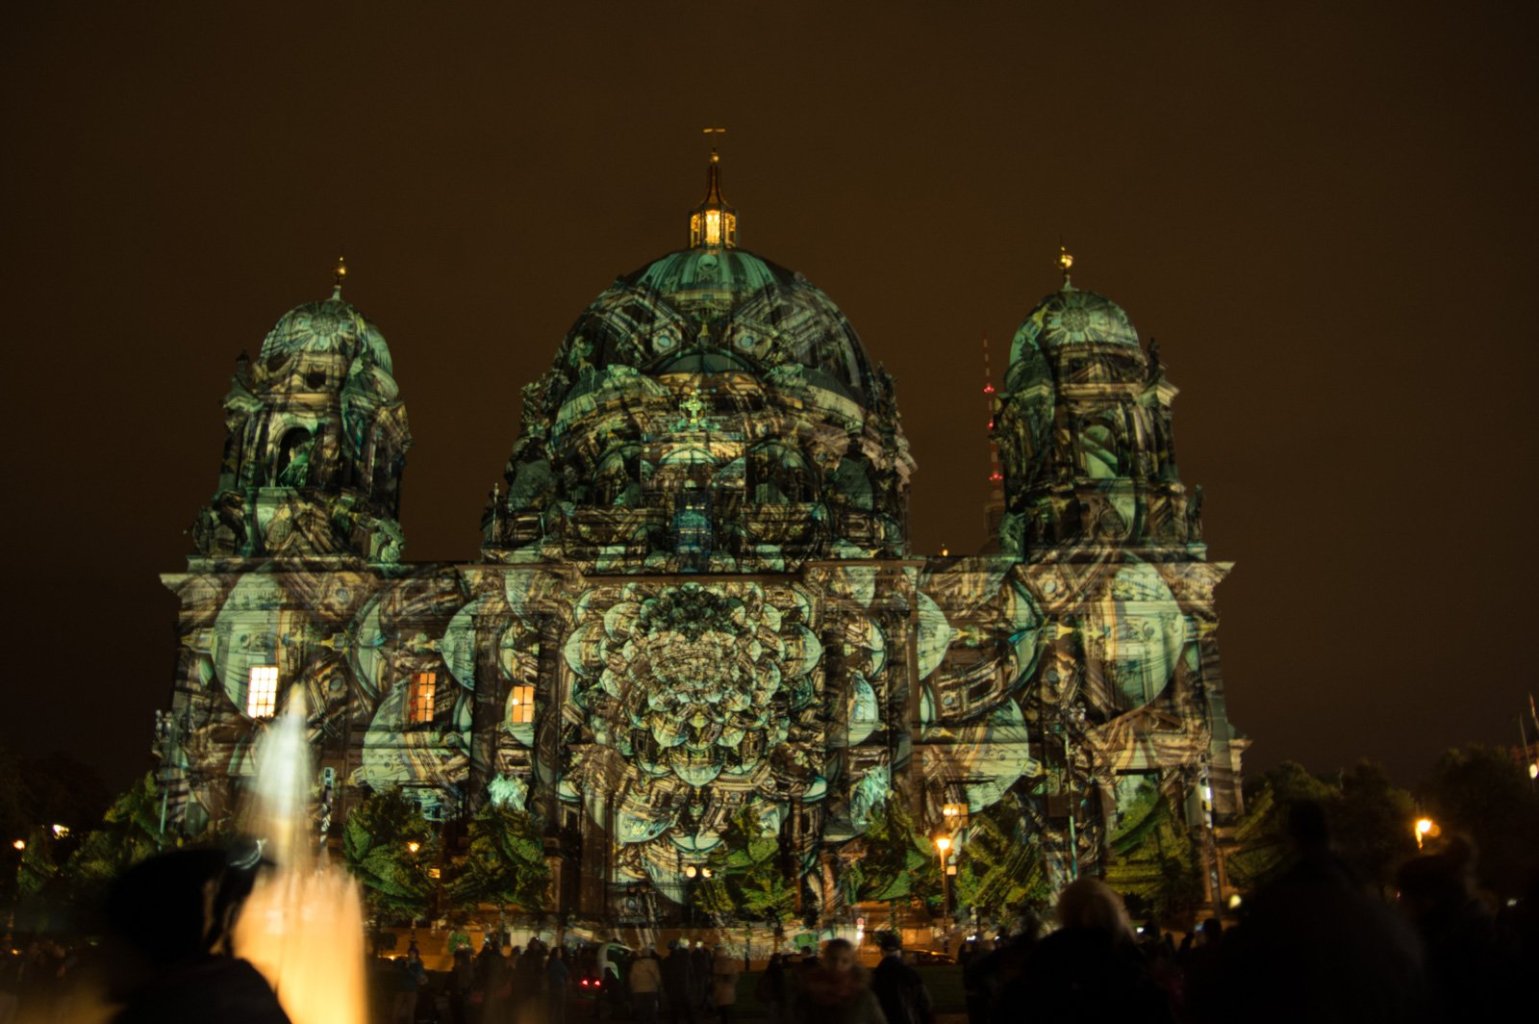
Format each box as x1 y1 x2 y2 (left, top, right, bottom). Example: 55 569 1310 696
1413 817 1438 850
933 835 953 919
406 840 421 855
11 839 23 852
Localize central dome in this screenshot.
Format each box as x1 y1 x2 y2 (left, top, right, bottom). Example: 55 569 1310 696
553 246 877 409
484 153 914 571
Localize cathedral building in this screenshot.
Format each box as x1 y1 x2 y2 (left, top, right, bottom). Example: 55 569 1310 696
157 155 1245 926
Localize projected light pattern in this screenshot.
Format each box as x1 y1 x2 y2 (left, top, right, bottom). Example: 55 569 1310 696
155 169 1243 924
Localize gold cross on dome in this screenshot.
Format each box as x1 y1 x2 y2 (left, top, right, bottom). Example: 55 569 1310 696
681 387 706 427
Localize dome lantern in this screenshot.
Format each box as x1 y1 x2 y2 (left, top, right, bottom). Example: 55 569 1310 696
688 150 737 250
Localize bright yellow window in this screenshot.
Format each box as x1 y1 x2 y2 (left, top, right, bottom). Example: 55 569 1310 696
408 672 437 724
247 665 279 718
509 684 534 725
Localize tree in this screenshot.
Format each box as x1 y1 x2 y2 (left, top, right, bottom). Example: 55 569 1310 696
18 752 111 836
1421 744 1539 899
1332 761 1417 890
1224 782 1290 893
341 789 439 922
1225 760 1418 895
952 798 1052 926
57 772 167 906
444 803 549 915
0 745 113 906
851 802 940 910
1103 794 1205 926
690 807 796 927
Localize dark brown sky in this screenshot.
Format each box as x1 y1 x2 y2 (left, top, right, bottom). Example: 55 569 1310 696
3 2 1536 790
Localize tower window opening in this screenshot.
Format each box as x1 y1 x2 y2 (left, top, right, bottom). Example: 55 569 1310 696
247 664 279 718
510 684 534 725
408 671 437 724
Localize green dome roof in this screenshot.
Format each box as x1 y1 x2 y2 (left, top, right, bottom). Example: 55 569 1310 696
554 246 876 405
257 290 395 374
1011 284 1140 362
626 248 787 297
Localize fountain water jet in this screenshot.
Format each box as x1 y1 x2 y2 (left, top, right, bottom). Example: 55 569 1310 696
233 686 368 1024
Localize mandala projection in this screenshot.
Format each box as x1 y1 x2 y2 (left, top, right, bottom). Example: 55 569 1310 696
567 583 818 790
154 160 1246 929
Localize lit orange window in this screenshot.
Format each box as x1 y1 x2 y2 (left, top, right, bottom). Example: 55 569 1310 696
247 665 279 718
408 672 437 724
509 684 534 725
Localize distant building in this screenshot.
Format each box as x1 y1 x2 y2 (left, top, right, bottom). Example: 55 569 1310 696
156 155 1245 926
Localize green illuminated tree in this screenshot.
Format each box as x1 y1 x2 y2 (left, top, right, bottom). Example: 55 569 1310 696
953 798 1052 924
341 789 439 921
445 803 549 914
691 808 796 927
1103 795 1203 926
16 827 61 898
58 772 167 905
853 802 940 909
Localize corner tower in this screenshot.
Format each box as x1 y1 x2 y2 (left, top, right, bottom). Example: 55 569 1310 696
191 260 412 562
992 250 1197 559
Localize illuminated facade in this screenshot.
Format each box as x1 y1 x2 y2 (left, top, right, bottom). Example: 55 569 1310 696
157 158 1245 924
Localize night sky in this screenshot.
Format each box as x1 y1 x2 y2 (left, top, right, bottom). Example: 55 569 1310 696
3 3 1535 791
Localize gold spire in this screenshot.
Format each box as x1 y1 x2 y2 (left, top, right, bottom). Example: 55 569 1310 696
1057 244 1074 288
332 254 348 297
690 129 737 249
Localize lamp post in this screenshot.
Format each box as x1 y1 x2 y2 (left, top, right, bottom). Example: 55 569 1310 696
1413 817 1438 850
933 835 952 922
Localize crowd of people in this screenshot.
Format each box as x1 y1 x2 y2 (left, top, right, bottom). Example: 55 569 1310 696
0 938 88 1021
628 935 930 1024
403 935 577 1024
3 800 1535 1024
423 930 939 1024
958 802 1538 1023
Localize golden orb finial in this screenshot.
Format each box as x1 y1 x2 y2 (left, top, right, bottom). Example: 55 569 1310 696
332 254 348 296
1057 244 1074 288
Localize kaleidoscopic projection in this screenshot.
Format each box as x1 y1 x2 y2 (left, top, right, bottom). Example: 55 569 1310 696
156 173 1244 926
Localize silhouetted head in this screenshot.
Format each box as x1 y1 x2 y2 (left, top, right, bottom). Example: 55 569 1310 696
1397 835 1477 916
1055 877 1136 943
1287 800 1331 852
104 843 268 970
821 938 856 973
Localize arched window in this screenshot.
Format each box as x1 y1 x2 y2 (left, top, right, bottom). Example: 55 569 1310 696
273 427 313 487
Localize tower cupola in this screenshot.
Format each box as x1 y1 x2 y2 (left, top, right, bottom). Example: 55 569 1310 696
688 150 737 249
